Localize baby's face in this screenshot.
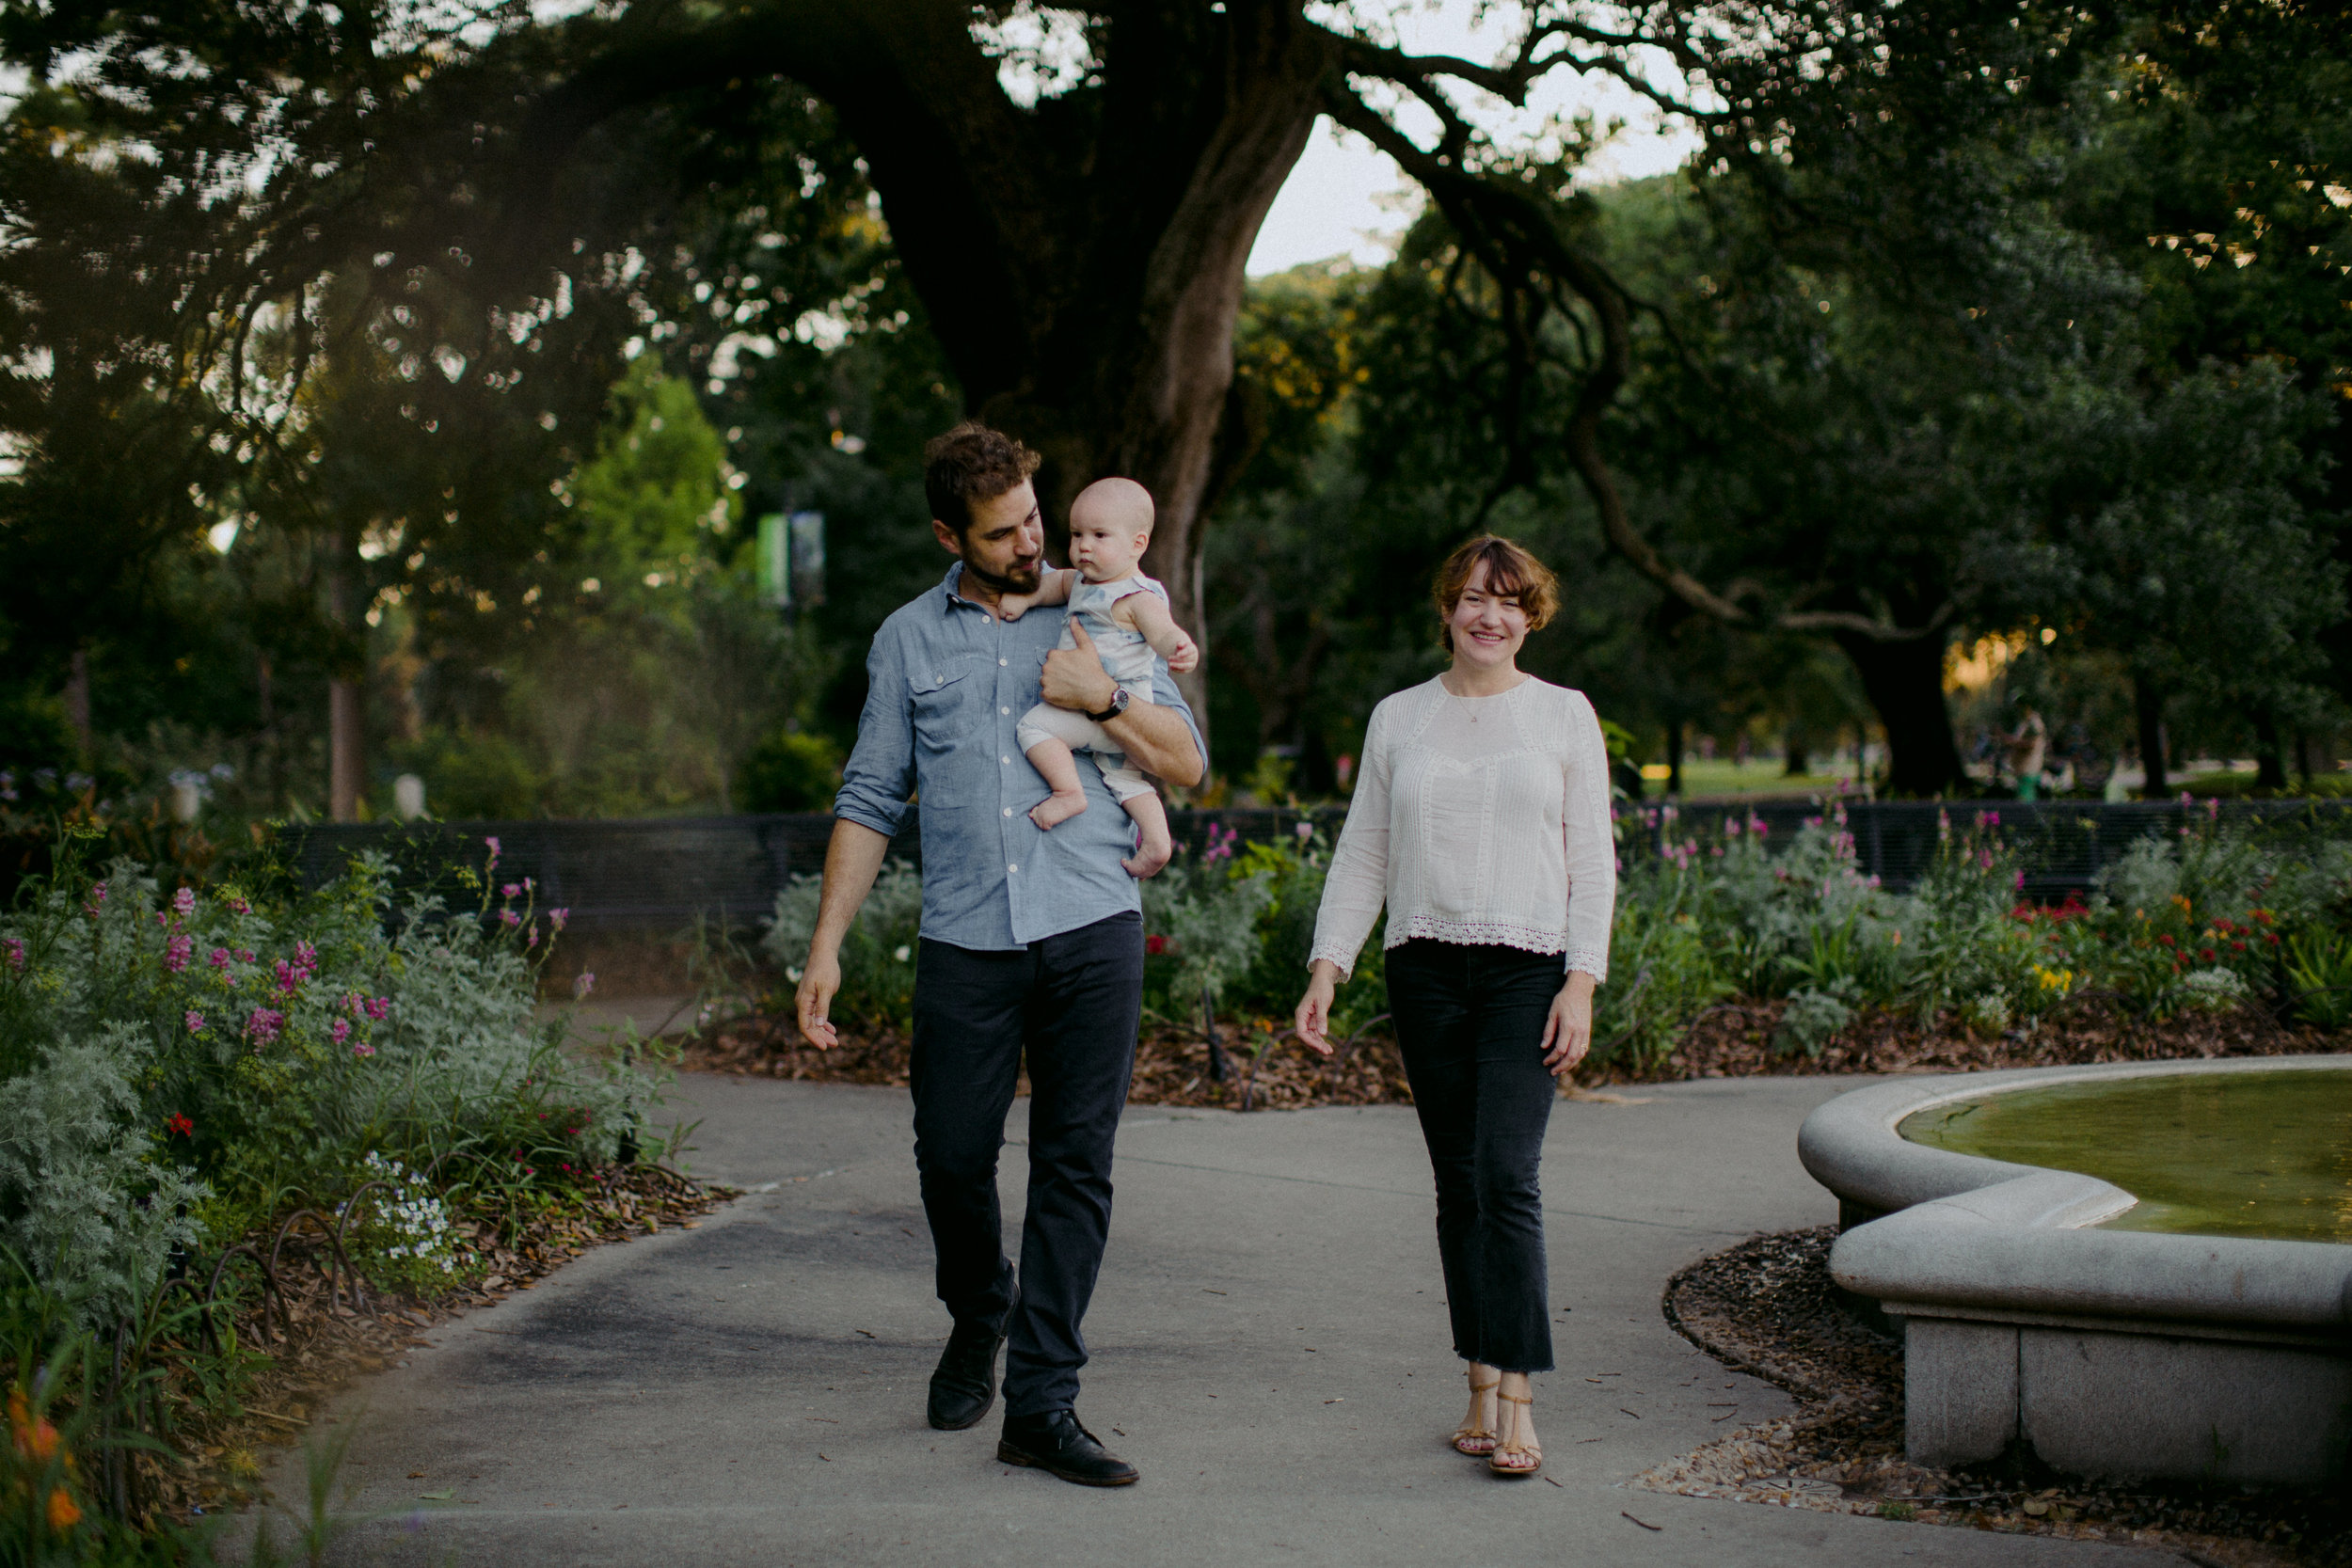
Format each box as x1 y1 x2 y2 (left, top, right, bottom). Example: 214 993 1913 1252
1068 514 1151 582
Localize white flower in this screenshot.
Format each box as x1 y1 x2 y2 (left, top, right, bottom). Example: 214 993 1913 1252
894 945 912 963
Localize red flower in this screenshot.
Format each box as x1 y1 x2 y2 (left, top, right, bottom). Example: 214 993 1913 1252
2232 941 2246 952
2266 932 2281 944
166 1114 193 1138
2157 934 2176 947
1145 934 1168 956
2199 948 2216 961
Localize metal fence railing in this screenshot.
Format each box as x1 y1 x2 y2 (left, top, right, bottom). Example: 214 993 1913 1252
280 799 2352 931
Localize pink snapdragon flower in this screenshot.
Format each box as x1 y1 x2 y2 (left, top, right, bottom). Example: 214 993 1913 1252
246 1007 285 1045
574 972 596 998
352 1040 375 1058
548 908 569 931
501 882 521 899
164 935 194 974
209 947 230 970
330 1019 351 1047
363 996 391 1021
4 938 23 972
184 1011 205 1035
173 887 196 917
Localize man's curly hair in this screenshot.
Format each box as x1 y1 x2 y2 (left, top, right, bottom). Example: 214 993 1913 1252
924 420 1041 539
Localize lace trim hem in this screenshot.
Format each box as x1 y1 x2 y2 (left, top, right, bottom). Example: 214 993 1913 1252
1353 919 1611 982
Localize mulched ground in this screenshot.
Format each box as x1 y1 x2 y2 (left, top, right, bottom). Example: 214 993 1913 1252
684 1010 1416 1111
680 994 2342 1107
148 1163 730 1528
1639 1227 2351 1566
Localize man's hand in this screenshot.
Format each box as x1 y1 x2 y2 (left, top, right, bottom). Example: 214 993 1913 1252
1042 619 1120 714
796 949 843 1050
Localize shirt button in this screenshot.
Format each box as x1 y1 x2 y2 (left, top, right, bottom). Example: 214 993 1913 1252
1002 755 1011 765
1002 807 1012 816
999 657 1009 666
1009 863 1019 874
1000 706 1010 715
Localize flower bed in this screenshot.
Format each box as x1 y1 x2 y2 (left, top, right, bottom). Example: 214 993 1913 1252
716 806 2351 1101
0 837 685 1559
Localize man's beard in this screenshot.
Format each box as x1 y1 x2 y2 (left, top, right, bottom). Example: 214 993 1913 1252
963 553 1042 596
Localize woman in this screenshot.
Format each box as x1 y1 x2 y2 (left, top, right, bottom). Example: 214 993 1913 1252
1294 535 1615 1480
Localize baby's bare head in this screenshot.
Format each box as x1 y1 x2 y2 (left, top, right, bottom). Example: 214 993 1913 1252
1067 477 1155 580
1070 477 1154 538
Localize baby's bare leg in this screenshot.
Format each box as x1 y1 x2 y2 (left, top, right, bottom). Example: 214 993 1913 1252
1119 790 1173 879
1025 738 1090 830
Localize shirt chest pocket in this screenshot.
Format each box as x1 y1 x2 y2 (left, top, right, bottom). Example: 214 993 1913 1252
907 660 984 765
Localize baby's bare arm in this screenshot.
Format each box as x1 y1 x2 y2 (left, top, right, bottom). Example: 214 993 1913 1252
999 567 1074 621
1120 593 1197 661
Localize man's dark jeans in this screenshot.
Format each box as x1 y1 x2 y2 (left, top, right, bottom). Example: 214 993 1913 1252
910 911 1144 1418
1385 938 1564 1374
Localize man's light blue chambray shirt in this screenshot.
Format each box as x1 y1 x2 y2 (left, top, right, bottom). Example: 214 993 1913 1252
834 563 1205 951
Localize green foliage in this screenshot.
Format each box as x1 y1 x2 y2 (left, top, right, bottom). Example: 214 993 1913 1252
0 846 660 1322
764 861 923 1031
736 731 843 813
777 813 2352 1077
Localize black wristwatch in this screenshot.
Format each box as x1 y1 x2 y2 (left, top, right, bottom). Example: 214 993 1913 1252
1087 686 1132 724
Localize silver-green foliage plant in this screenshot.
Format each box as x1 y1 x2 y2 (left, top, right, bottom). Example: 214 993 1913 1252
1140 831 1277 1016
0 845 658 1321
765 858 924 1029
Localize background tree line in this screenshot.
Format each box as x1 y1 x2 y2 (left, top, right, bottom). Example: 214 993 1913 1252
0 0 2344 824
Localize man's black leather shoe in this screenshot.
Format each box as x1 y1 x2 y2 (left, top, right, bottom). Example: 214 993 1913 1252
996 1410 1139 1486
927 1314 1009 1431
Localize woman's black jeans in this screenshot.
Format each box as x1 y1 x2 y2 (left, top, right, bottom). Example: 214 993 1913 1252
1385 938 1564 1374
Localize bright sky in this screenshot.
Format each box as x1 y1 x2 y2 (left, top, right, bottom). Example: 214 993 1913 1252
1246 2 1703 275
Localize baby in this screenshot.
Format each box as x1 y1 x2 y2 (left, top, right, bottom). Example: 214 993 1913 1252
1004 477 1199 878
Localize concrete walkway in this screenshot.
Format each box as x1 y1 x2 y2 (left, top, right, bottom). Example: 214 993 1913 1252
277 1073 2169 1566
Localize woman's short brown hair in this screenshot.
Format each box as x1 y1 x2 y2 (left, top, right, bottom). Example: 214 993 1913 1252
1434 534 1559 650
924 420 1041 539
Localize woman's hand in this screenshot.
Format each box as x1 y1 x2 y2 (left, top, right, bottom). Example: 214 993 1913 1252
1293 960 1343 1056
1540 971 1597 1077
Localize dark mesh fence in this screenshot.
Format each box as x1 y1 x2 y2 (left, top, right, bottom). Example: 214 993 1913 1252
280 800 2352 932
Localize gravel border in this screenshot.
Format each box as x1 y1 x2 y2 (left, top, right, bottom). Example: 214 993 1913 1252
1638 1227 2349 1566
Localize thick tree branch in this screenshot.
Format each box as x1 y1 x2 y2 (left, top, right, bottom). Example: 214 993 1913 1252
1324 72 1944 646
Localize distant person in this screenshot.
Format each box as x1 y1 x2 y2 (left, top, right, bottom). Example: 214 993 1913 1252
1292 534 1617 1481
2007 707 2048 800
1000 477 1198 876
794 421 1205 1488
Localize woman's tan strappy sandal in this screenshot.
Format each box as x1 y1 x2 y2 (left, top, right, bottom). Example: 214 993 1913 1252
1488 1392 1542 1478
1450 1375 1501 1456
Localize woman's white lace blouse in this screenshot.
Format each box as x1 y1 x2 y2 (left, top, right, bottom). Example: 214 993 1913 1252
1308 676 1615 982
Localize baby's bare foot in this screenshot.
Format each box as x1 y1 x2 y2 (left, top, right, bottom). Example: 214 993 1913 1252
1029 790 1089 830
1120 824 1174 879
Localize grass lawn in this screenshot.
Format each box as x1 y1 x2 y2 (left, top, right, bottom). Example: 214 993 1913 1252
1647 759 1860 800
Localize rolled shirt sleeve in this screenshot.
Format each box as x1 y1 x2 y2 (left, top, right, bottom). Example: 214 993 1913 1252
833 623 916 840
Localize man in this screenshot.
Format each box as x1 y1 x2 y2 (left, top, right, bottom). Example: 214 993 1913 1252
794 421 1204 1488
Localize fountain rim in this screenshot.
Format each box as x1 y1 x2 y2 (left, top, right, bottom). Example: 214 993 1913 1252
1801 1054 2352 1336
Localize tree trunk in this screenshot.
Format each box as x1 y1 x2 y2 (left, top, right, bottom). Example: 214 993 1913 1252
526 2 1335 738
1831 631 1966 797
2252 710 2288 792
1783 721 1809 777
2134 674 2169 799
326 531 365 822
1666 719 1686 798
62 647 91 761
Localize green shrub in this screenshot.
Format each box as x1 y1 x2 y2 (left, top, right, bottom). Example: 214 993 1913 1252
737 730 844 813
765 859 922 1030
783 808 2352 1069
0 843 660 1321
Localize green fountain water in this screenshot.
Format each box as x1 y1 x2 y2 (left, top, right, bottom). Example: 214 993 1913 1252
1899 1068 2352 1244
